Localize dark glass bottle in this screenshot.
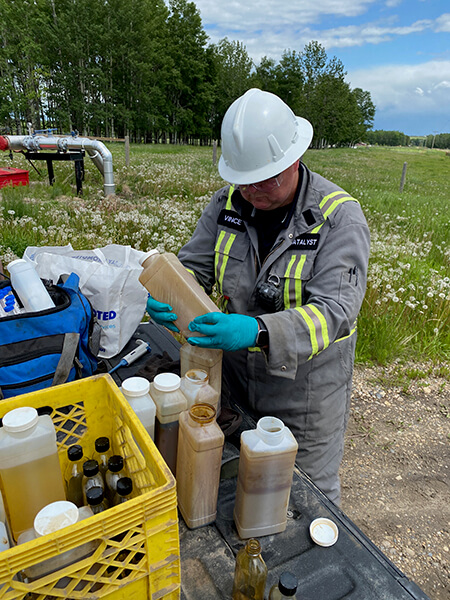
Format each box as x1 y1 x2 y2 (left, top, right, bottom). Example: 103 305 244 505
232 538 267 600
65 445 84 508
269 572 298 599
86 486 109 514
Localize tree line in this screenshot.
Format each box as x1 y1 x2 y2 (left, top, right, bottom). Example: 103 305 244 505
1 0 376 148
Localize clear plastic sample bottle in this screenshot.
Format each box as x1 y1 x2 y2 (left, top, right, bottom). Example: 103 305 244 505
0 406 66 541
150 372 187 475
121 376 156 439
269 572 298 599
113 477 133 505
65 445 85 508
231 538 267 600
82 459 105 504
93 436 112 478
7 259 55 312
234 416 298 539
86 486 109 515
105 455 126 502
176 403 225 528
139 250 219 338
180 343 223 400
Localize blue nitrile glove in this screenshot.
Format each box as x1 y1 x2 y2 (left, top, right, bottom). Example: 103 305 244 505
187 312 258 351
146 295 179 332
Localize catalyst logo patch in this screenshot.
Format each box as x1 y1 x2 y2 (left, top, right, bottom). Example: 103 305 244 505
291 233 320 250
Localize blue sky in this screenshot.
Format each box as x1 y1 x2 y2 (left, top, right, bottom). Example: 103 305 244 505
193 0 450 136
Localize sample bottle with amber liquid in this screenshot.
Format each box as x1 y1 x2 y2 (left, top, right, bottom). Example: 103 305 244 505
139 249 219 338
231 538 267 600
176 403 224 528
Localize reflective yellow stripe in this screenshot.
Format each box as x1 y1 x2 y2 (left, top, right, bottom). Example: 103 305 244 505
214 231 236 293
295 304 329 360
283 254 307 308
185 268 196 278
225 185 235 210
312 192 358 233
335 324 357 343
296 306 319 359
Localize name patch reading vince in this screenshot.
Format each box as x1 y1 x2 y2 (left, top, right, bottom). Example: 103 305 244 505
218 209 246 232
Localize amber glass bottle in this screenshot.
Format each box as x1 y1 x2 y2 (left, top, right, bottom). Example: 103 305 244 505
231 538 267 600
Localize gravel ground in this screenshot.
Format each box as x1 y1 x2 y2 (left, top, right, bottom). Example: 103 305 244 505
340 362 449 600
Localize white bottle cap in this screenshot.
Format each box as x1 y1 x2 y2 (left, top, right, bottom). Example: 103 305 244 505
309 517 339 547
2 407 39 433
122 376 150 397
7 258 30 272
34 501 79 537
153 373 181 392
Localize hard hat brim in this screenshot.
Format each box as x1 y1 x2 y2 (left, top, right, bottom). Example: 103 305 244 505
218 116 313 185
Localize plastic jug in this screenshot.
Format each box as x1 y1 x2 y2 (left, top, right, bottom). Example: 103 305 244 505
139 250 219 338
149 373 187 475
233 416 298 539
180 343 223 400
0 406 66 541
7 259 55 312
121 376 156 439
180 369 219 412
176 403 225 528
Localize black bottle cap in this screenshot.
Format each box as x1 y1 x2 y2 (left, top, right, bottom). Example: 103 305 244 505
67 445 83 462
86 486 104 506
95 436 110 453
278 572 298 596
108 455 124 473
83 459 99 476
116 477 133 496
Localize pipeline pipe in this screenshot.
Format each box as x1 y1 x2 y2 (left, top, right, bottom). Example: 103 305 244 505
0 134 115 195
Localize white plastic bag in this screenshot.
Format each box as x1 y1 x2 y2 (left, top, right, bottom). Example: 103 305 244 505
23 244 149 359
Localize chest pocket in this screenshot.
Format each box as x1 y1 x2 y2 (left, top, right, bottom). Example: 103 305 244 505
214 229 250 302
269 251 315 309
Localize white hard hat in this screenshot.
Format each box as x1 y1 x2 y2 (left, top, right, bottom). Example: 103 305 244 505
218 88 313 185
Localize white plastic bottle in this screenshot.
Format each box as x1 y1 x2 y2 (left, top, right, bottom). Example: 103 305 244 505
176 403 225 528
139 250 219 338
149 373 187 475
7 259 55 312
180 343 223 400
233 416 298 539
180 369 219 412
121 376 156 439
0 406 66 541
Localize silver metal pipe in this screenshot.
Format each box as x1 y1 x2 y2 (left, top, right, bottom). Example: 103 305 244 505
0 135 115 195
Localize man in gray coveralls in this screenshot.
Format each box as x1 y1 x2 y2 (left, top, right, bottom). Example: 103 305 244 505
147 88 370 505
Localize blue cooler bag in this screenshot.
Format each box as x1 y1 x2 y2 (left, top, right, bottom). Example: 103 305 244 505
0 272 100 399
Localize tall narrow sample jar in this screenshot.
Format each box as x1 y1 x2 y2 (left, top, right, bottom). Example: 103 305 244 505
121 376 156 439
0 406 66 541
149 373 187 475
139 250 219 338
180 369 219 412
232 538 267 600
7 259 55 312
234 416 298 539
180 343 223 399
176 403 225 528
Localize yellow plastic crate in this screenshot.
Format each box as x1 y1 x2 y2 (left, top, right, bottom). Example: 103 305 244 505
0 374 181 600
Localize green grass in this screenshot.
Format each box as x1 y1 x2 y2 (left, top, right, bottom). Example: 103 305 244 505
1 143 449 366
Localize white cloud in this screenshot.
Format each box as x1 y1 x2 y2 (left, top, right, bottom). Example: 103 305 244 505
348 61 450 116
435 13 450 32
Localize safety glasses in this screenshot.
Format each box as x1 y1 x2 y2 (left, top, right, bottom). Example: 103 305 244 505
239 172 284 192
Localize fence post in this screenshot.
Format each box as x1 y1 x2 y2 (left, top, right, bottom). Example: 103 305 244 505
399 162 407 192
212 140 217 166
125 135 130 167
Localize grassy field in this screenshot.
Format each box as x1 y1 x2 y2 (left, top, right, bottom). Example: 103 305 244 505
1 143 449 367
